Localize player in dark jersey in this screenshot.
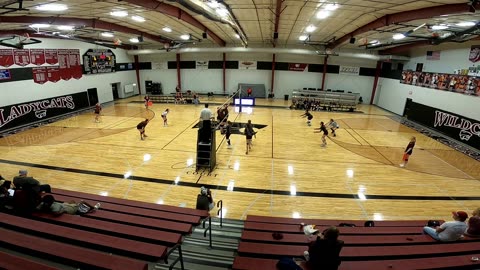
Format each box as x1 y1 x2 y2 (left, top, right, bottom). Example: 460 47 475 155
314 121 329 147
94 103 102 123
244 120 255 154
144 95 150 110
225 121 232 148
400 136 416 167
137 119 149 140
301 110 314 126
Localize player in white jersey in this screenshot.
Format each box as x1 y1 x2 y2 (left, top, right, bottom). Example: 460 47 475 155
161 108 169 126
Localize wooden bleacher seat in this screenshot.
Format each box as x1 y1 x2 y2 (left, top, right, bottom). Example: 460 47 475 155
246 215 434 227
52 188 208 218
0 251 59 270
0 227 148 270
53 193 201 225
31 212 182 246
0 213 168 261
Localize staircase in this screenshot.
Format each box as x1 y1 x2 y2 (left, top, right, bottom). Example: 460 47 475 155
154 217 243 270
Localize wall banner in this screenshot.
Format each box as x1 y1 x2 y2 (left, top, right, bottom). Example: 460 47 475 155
196 61 208 69
0 49 14 67
0 92 90 132
46 66 60 83
239 61 257 70
13 49 30 66
407 101 480 151
30 49 45 66
151 62 168 70
288 63 308 71
339 66 360 75
0 69 11 80
45 49 58 65
32 67 47 84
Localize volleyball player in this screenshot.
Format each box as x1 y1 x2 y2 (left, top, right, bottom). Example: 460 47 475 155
327 119 340 137
144 95 150 110
314 121 328 147
300 110 313 126
94 103 102 123
225 121 232 148
400 136 416 167
161 108 169 126
137 119 149 140
244 120 255 154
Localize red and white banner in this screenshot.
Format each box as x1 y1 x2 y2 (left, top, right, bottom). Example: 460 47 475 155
239 61 257 70
30 49 46 66
45 49 58 65
13 49 30 66
46 66 60 83
0 49 14 67
288 63 308 72
57 49 71 81
69 49 82 79
32 67 47 84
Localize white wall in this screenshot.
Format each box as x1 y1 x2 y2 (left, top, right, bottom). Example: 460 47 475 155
0 38 137 107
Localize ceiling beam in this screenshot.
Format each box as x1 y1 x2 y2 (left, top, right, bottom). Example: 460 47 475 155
119 0 226 47
379 40 432 55
0 15 171 44
272 0 282 47
329 2 480 49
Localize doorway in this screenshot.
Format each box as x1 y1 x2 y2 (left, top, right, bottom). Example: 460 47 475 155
87 88 98 106
111 82 120 100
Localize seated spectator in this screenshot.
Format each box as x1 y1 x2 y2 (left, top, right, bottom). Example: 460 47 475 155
0 179 14 210
423 211 468 241
465 208 480 237
304 226 344 270
13 170 51 194
37 195 100 215
196 186 214 211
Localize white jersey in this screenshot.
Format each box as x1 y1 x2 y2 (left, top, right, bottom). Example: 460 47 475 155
162 111 168 117
328 121 339 129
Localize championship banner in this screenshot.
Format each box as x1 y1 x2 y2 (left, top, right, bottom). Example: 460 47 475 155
57 49 72 80
0 49 14 67
69 49 82 79
239 61 257 70
46 66 60 83
0 69 11 80
469 45 480 63
196 61 208 69
339 66 360 75
45 49 58 65
30 49 45 66
407 101 480 151
288 63 308 71
13 49 30 66
32 67 47 84
400 70 480 97
0 92 90 132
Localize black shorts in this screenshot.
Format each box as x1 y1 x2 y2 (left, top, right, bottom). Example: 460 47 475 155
246 135 253 140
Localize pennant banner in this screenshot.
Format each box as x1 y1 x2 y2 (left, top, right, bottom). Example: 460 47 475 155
45 49 58 65
0 49 14 67
30 49 46 65
46 66 60 83
13 49 30 66
69 49 82 79
32 67 47 84
57 49 72 81
288 63 308 71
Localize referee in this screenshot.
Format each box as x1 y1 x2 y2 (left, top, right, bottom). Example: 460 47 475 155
199 104 213 142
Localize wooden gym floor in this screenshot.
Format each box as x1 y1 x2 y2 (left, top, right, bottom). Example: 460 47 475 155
0 96 478 222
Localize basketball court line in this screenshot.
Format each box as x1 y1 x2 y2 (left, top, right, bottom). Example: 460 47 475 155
425 149 475 180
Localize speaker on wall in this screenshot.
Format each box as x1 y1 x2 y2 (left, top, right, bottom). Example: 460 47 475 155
349 37 356 44
202 32 207 39
273 32 279 39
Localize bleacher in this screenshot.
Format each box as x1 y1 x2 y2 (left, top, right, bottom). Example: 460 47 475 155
149 94 176 103
233 215 480 270
291 89 359 112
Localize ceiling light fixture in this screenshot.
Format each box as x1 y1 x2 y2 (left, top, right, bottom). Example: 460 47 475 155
180 34 191 40
207 0 220 9
306 25 317 33
215 8 229 17
110 11 128 17
234 33 240 39
432 24 448 30
393 33 406 40
369 40 380 44
316 10 330 19
456 22 476 27
162 27 172 32
30 24 50 28
101 32 114 38
57 25 75 31
129 37 140 43
324 3 339 11
131 15 145 22
298 35 308 41
36 3 68 11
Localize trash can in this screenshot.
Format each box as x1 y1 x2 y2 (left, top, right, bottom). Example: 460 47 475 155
284 94 289 101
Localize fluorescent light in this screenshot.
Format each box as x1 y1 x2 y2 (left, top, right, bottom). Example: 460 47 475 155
36 3 68 11
180 34 190 40
215 8 229 17
110 10 128 17
325 3 339 11
207 0 220 8
432 24 448 30
227 180 235 191
143 153 151 162
162 27 172 32
393 33 405 40
30 24 50 28
456 22 476 27
306 25 316 33
299 35 308 41
57 25 74 31
132 15 145 22
235 34 240 39
129 37 139 43
316 10 330 19
290 184 297 196
101 32 114 38
369 40 380 44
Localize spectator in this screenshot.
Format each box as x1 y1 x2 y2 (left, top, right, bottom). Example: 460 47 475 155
466 208 480 237
195 186 214 211
0 178 13 210
193 92 199 105
13 170 51 194
37 195 100 215
423 211 468 241
304 226 344 270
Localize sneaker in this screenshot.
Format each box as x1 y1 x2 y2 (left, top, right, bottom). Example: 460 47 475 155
227 145 232 149
141 137 144 140
94 203 101 210
143 134 148 137
321 144 326 147
303 251 310 261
